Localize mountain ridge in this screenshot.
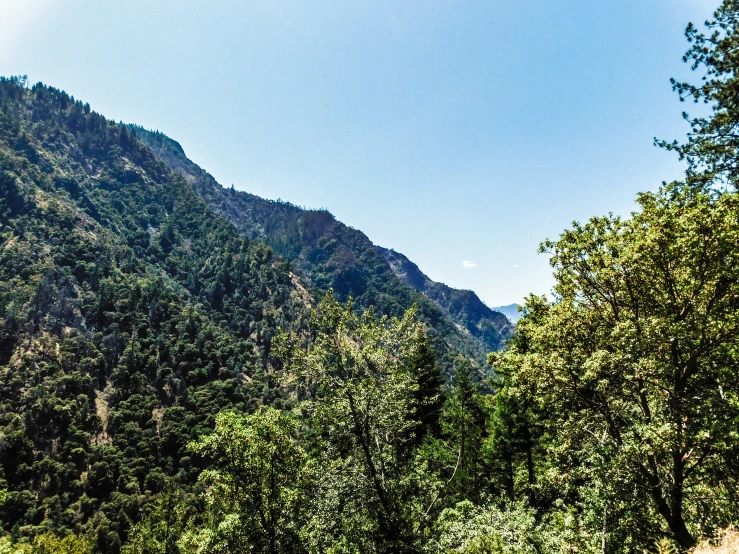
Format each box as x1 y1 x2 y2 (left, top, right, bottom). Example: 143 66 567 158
0 77 312 549
491 303 522 324
130 125 514 366
377 246 514 353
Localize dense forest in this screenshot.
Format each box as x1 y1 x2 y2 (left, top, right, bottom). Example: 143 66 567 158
2 1 739 552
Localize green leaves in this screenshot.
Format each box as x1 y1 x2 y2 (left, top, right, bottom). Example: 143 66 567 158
182 407 307 553
657 1 739 189
276 292 440 552
0 77 311 549
496 183 739 549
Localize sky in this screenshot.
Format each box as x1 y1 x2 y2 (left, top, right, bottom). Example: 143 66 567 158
0 0 718 306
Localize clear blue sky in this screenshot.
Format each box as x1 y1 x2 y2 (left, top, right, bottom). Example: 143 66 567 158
1 0 716 306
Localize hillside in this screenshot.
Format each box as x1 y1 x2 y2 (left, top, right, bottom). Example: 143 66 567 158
0 77 313 550
378 247 514 352
130 126 513 367
0 77 509 550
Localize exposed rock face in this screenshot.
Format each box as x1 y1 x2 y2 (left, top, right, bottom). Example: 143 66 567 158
378 247 514 353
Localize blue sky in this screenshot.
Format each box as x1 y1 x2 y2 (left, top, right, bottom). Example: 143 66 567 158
1 0 717 306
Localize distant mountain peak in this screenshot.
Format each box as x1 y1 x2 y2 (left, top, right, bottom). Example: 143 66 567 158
490 303 522 324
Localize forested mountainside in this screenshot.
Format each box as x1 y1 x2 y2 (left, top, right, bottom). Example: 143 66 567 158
5 2 739 550
0 77 316 550
130 125 512 368
378 247 513 352
0 76 502 553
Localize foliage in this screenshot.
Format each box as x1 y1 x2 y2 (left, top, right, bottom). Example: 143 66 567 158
7 1 739 550
657 0 739 188
426 500 572 554
439 358 487 501
180 407 307 553
276 293 443 552
132 126 509 373
0 76 309 551
493 183 739 549
378 247 514 354
0 533 92 554
121 484 192 554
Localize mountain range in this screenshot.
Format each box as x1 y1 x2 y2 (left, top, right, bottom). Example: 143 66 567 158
490 303 521 324
129 125 514 366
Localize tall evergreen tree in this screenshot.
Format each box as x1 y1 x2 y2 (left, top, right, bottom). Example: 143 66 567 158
658 0 739 189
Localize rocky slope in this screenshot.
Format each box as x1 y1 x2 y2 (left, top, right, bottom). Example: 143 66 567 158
131 126 514 366
378 247 514 352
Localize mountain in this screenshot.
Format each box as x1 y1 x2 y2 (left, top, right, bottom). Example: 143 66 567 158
0 77 313 550
0 77 508 549
129 125 513 368
378 247 514 352
491 303 522 324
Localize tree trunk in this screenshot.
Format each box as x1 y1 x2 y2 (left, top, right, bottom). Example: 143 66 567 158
504 449 514 501
522 416 536 507
346 392 400 547
646 465 696 549
669 451 695 549
669 516 696 550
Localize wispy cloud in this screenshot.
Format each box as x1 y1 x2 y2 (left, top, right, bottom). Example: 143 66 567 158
462 260 477 269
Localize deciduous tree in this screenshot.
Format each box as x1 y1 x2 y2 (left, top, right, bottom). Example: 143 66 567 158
495 184 739 548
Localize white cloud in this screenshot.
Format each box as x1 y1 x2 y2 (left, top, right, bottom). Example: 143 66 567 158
512 264 519 268
462 260 477 269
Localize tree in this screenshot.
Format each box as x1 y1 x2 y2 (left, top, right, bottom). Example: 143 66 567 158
409 333 445 445
122 483 191 554
439 359 487 502
181 407 307 554
657 1 739 189
276 292 432 552
494 184 739 549
0 533 92 554
484 376 541 506
427 499 565 554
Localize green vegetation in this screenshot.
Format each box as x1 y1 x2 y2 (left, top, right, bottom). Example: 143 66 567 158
379 246 514 354
492 183 739 550
3 1 739 551
0 76 309 551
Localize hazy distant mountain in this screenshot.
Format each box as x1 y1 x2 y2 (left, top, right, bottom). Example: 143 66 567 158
491 303 522 324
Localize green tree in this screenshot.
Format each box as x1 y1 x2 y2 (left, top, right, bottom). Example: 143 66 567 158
658 1 739 189
277 292 433 552
122 484 191 554
0 533 92 554
494 184 739 549
181 407 307 554
409 333 445 445
426 499 566 554
439 359 487 502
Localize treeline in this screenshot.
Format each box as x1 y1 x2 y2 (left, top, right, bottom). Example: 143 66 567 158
131 124 511 370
